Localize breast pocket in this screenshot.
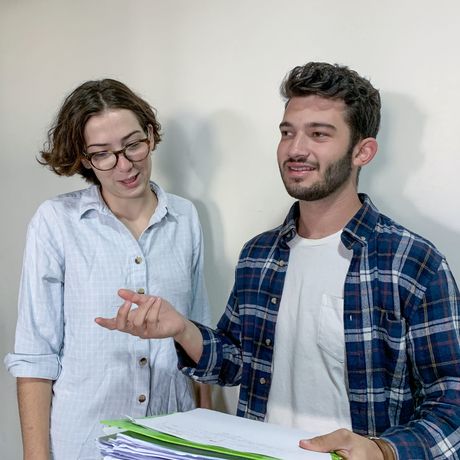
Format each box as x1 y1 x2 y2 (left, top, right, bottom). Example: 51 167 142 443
317 294 345 363
380 312 406 367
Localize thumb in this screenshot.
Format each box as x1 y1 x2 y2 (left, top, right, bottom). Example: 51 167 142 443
299 433 337 452
299 434 333 452
95 316 117 330
300 429 352 458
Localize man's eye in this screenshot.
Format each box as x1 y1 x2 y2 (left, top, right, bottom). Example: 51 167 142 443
312 132 327 138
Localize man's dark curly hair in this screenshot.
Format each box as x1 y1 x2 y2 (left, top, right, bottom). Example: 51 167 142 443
280 62 381 147
39 79 162 185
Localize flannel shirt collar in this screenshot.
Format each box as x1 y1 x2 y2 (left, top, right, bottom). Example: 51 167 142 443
342 193 380 250
279 193 379 250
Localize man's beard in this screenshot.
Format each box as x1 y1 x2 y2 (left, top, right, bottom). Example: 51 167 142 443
280 147 353 202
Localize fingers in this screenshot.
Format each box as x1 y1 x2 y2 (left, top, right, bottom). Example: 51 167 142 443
132 296 158 329
144 297 162 325
96 291 163 338
131 297 162 339
118 288 149 305
115 300 133 330
95 300 132 331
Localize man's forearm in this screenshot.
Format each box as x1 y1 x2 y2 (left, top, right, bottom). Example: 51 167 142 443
174 319 204 364
17 377 53 460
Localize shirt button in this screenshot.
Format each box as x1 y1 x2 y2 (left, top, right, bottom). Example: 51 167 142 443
137 288 145 294
270 297 277 305
138 394 147 403
139 357 148 366
265 339 271 346
135 256 143 264
259 377 267 385
279 260 285 267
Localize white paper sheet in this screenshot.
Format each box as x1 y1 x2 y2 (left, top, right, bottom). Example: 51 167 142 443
134 409 330 459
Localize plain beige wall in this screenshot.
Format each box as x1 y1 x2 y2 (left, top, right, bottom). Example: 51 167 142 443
2 0 460 457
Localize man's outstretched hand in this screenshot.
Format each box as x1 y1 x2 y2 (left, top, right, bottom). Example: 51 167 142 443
95 289 187 339
95 289 205 363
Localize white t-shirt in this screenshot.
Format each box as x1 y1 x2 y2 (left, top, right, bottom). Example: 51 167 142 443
265 230 353 434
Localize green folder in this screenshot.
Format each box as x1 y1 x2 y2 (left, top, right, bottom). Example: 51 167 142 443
101 417 342 460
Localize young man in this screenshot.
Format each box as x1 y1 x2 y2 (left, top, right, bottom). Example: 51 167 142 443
5 79 211 460
97 63 460 459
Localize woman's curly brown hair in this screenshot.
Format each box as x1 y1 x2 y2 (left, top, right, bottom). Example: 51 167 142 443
39 79 162 184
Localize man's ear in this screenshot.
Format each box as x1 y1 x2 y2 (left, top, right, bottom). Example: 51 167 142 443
352 137 378 167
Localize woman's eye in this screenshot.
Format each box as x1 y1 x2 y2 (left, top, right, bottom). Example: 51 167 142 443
126 141 141 152
92 151 111 159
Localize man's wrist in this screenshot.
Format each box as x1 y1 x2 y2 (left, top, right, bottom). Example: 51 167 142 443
368 437 396 460
173 318 193 345
173 319 204 364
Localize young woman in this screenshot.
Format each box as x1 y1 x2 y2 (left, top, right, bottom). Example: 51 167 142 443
5 79 211 460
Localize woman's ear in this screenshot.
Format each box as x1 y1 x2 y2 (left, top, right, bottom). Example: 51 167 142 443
147 124 155 149
352 137 378 167
81 158 92 169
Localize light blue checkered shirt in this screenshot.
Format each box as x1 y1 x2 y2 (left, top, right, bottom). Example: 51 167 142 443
5 181 211 460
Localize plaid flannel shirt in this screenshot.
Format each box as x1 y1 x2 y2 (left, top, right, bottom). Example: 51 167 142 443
180 194 460 459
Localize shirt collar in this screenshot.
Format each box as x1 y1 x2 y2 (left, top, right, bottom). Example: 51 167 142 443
279 193 380 250
341 193 380 249
78 181 179 222
149 181 180 223
279 202 300 243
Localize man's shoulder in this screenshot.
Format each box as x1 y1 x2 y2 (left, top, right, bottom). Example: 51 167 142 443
376 211 439 249
373 211 446 271
354 195 445 265
239 223 285 257
237 203 296 260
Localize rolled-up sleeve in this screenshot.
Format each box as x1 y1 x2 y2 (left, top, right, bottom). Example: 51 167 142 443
4 204 64 381
178 283 243 386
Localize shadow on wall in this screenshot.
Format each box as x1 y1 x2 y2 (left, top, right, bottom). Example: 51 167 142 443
360 91 460 279
155 111 240 414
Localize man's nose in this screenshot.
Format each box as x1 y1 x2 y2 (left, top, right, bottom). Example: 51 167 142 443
289 133 311 156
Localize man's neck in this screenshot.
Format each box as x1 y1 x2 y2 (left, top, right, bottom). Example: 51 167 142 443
297 188 362 239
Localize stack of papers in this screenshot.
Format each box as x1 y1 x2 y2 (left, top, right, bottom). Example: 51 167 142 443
98 408 340 459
